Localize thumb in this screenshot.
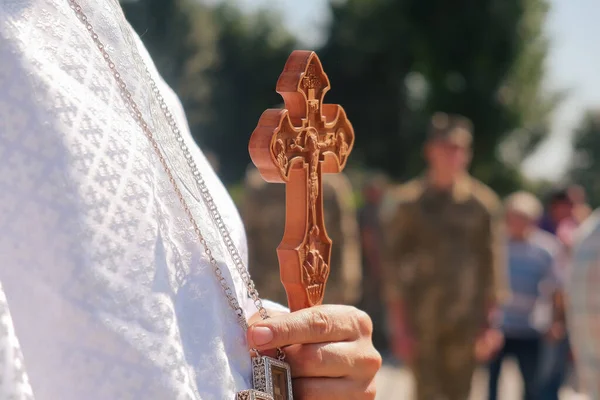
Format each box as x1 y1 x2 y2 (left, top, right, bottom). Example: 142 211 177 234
247 309 290 350
247 305 358 351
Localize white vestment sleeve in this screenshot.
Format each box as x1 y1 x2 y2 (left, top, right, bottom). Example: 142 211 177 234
0 281 35 400
1 1 263 397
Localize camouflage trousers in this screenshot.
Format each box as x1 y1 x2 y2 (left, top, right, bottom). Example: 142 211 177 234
410 326 477 400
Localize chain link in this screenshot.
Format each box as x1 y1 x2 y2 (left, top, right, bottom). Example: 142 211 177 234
66 1 277 336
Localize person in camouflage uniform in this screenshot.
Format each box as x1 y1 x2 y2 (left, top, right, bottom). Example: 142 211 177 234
383 113 508 400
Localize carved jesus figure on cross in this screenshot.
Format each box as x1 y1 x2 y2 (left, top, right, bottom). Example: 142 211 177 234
289 128 335 227
249 51 354 311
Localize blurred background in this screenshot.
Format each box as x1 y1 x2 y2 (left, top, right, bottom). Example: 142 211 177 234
119 0 599 398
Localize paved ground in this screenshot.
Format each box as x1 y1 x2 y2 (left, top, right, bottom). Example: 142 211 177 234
375 361 588 400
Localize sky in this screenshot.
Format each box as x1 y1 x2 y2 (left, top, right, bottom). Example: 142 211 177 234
222 0 600 181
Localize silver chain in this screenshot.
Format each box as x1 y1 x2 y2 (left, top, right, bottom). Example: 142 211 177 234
66 0 275 335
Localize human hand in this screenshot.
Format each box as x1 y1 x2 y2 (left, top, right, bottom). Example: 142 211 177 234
546 321 566 342
475 328 504 362
247 305 381 400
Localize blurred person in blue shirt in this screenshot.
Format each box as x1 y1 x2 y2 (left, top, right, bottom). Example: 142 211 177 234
488 191 561 400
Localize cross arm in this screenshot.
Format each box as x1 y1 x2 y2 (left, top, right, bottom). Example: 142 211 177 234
320 103 355 174
249 108 302 183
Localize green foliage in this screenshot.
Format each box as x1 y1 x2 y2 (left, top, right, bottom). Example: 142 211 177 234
122 0 297 184
569 111 600 206
523 177 558 200
319 0 419 179
227 182 245 206
199 4 297 183
320 0 557 193
121 0 557 193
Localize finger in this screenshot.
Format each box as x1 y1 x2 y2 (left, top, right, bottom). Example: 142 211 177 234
248 309 288 327
285 341 381 379
247 305 372 350
286 342 350 378
292 377 376 400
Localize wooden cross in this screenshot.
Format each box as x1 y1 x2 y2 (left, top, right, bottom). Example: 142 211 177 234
249 51 355 312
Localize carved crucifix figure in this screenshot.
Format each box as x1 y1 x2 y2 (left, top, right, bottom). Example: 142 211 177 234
289 128 333 227
249 51 355 311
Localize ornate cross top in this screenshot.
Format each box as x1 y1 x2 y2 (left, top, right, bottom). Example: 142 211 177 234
249 50 355 312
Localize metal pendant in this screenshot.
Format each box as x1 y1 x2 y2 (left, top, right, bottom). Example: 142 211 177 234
237 355 293 400
236 389 274 400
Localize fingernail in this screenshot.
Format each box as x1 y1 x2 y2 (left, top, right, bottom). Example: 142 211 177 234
252 326 273 346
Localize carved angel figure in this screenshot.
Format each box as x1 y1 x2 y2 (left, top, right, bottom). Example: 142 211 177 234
274 139 289 172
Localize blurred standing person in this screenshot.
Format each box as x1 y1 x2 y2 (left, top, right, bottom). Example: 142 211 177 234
568 184 592 225
358 174 389 354
382 113 508 400
488 192 560 400
538 189 575 400
539 189 574 237
554 185 590 250
568 209 600 400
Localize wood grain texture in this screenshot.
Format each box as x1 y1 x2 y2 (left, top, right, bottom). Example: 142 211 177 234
248 50 355 311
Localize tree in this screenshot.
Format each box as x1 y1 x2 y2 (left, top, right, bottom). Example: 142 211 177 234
199 4 297 183
121 0 557 194
320 0 420 179
320 0 558 195
122 0 297 184
569 111 600 207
